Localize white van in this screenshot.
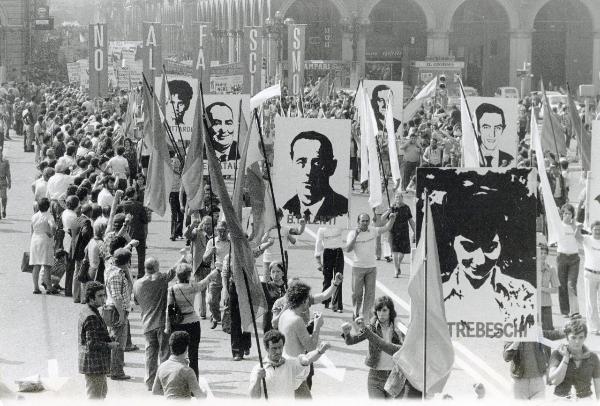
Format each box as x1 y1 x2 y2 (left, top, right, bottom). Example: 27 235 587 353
494 87 519 98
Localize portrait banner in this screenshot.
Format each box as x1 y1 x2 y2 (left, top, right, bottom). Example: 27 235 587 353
192 22 212 92
155 75 199 143
287 24 306 97
242 26 263 96
203 94 251 176
465 97 519 168
416 167 539 341
142 23 162 83
88 23 108 98
67 62 80 84
363 80 404 134
78 59 89 89
273 117 351 235
587 121 600 227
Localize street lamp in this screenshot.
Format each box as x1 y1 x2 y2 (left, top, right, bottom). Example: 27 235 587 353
265 11 294 82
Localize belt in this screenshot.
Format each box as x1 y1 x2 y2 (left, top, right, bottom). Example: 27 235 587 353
585 268 600 275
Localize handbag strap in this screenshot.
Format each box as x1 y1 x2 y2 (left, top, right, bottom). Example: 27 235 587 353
176 285 194 308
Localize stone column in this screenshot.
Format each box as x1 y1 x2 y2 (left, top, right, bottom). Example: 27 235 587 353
593 31 600 91
182 0 195 58
341 31 353 61
356 29 367 80
426 30 450 57
508 30 532 90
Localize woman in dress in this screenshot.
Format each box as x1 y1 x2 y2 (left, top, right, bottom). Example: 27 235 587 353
29 197 57 294
548 318 600 400
386 192 416 277
166 263 217 377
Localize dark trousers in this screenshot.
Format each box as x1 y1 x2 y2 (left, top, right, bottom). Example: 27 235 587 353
64 257 75 296
401 161 418 191
169 192 184 239
322 248 344 310
172 321 200 377
229 282 251 357
134 242 146 278
541 306 554 331
557 253 580 316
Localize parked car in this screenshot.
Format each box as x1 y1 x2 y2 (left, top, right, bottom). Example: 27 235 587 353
494 86 519 98
448 86 479 109
540 91 567 117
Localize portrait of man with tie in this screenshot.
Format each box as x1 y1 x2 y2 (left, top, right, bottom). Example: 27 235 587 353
282 130 348 223
475 102 514 167
206 101 240 162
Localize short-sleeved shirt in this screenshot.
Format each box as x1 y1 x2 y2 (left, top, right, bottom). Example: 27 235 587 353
582 236 600 271
550 349 600 398
557 222 579 255
346 228 385 268
107 155 129 178
249 356 309 398
152 356 205 399
263 227 290 262
133 270 176 333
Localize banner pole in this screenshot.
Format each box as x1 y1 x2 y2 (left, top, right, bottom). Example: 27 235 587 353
241 267 268 399
423 188 429 400
458 77 486 166
254 108 287 286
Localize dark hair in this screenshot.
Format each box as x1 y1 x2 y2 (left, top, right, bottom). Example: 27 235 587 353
561 203 575 217
66 184 78 197
263 329 285 349
373 296 397 324
564 319 588 338
116 146 125 155
103 175 115 187
66 145 77 156
76 187 89 202
124 187 136 199
475 103 506 132
370 84 391 119
169 331 190 356
80 203 93 217
109 235 128 255
85 281 105 303
90 203 102 220
168 80 193 106
38 197 50 212
206 101 233 124
66 195 80 210
113 248 132 266
286 281 311 309
289 131 334 160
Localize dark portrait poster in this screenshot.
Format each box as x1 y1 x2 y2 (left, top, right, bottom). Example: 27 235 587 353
363 80 404 134
416 167 539 341
465 97 518 168
273 117 351 235
155 75 199 143
203 94 251 176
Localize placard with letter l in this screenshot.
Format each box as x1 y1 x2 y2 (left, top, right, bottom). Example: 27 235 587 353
242 26 262 96
193 22 212 91
142 22 162 82
88 23 108 98
287 24 306 97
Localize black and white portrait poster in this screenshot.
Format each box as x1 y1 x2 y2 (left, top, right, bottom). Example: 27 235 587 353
203 94 251 176
587 121 600 227
363 80 404 134
465 97 518 168
416 167 539 341
273 117 351 230
155 75 199 142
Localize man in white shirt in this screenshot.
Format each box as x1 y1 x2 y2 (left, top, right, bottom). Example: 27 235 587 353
97 176 116 209
32 167 54 204
576 221 600 334
106 146 130 182
314 226 344 311
423 137 444 167
345 212 396 320
249 330 330 399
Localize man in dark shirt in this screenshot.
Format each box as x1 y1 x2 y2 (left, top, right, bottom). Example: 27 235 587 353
71 203 94 303
117 187 149 277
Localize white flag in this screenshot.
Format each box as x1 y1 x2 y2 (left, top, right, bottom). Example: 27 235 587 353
385 95 402 185
363 88 383 208
403 76 437 122
531 111 562 245
355 83 370 184
460 82 481 167
250 83 281 110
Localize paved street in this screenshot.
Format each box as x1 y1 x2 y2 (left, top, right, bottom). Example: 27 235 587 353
0 130 598 401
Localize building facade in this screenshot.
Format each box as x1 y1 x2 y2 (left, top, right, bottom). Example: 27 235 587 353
119 0 600 96
0 0 31 82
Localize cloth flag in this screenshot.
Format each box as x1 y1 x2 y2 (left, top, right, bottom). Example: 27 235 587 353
385 95 402 185
531 110 562 245
144 73 174 216
181 84 205 207
567 89 591 171
202 111 267 332
250 83 281 110
460 80 482 167
540 80 567 157
355 82 383 208
402 76 437 122
393 197 454 394
307 73 330 100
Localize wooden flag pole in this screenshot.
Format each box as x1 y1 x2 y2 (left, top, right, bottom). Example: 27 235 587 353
458 77 486 166
254 108 288 286
241 268 268 399
423 188 429 400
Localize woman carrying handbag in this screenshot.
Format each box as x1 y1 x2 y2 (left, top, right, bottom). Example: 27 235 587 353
165 263 217 378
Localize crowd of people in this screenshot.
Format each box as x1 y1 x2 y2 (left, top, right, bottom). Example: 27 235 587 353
0 74 598 402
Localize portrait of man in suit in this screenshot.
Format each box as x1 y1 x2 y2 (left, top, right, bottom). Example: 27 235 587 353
475 102 514 167
283 130 348 222
167 80 193 125
206 101 240 162
371 84 401 133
